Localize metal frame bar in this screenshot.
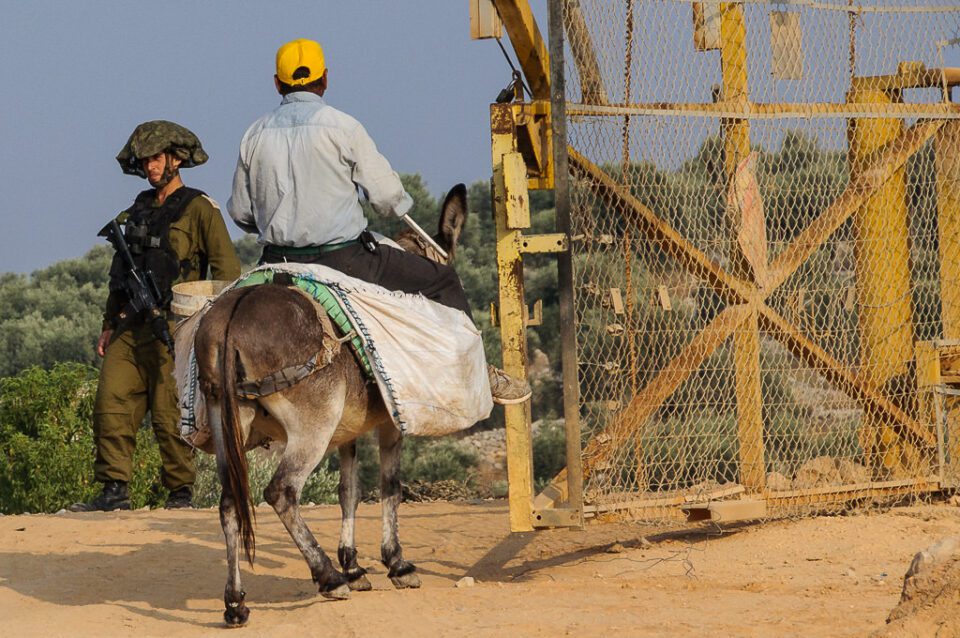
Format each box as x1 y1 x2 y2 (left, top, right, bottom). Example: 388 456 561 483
587 477 943 521
492 0 551 100
719 1 766 494
567 102 960 119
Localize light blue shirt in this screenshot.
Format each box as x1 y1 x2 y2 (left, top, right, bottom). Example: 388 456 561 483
228 92 413 246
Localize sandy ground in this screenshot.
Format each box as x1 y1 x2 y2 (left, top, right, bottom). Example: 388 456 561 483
1 499 959 637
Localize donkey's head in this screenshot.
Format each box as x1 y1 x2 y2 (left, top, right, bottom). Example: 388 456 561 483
394 184 468 264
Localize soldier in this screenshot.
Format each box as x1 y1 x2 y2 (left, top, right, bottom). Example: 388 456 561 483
70 121 241 512
228 38 531 405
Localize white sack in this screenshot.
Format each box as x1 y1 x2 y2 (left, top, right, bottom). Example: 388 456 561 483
259 263 493 436
175 263 493 440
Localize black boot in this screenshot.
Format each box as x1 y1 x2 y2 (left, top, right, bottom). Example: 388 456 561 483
164 486 193 509
68 481 131 512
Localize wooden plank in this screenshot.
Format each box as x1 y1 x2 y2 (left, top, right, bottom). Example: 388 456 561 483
655 285 672 311
770 11 804 80
470 0 503 40
549 0 585 526
610 288 625 315
692 1 721 51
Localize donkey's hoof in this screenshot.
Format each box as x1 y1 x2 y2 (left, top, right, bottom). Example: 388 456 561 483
223 605 250 627
389 572 421 589
347 574 373 591
320 583 352 600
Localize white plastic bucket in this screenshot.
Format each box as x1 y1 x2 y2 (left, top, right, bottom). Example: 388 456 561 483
170 280 231 318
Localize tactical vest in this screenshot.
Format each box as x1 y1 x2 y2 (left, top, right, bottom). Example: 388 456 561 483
107 186 205 307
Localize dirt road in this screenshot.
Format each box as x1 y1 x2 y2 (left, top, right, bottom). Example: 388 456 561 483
1 500 958 637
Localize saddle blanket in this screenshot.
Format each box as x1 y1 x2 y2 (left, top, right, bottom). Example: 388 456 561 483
175 263 493 443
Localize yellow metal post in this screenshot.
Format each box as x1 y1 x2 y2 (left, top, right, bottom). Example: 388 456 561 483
935 121 960 482
719 2 766 494
936 121 960 339
492 103 535 532
492 0 551 100
847 84 918 477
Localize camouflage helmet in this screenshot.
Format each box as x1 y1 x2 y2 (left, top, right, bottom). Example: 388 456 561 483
116 120 208 178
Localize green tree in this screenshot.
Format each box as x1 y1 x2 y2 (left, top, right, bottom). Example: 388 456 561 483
0 247 112 376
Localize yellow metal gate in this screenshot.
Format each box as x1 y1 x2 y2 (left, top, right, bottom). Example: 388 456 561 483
491 0 960 527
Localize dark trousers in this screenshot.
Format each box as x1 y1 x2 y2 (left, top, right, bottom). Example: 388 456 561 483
261 243 473 319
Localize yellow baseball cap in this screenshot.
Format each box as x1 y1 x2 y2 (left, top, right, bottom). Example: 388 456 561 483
276 38 326 86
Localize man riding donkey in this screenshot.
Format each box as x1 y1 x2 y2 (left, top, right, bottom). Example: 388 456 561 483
71 122 241 512
227 37 531 405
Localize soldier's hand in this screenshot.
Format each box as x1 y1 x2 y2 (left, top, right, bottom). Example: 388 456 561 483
97 330 114 357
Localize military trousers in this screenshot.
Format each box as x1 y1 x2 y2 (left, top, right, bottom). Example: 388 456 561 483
93 327 195 490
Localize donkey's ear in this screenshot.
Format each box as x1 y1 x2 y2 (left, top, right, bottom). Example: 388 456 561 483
438 183 468 252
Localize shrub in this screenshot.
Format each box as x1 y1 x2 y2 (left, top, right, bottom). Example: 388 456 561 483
327 433 481 500
402 437 479 485
533 421 567 490
192 448 340 509
0 363 210 513
0 364 101 513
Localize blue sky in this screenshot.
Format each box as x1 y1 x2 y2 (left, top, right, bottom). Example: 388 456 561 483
1 1 957 273
0 1 548 272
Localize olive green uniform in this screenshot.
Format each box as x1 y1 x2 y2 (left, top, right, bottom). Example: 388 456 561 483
94 193 241 490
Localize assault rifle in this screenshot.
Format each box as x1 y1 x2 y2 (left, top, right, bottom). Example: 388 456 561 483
98 219 175 357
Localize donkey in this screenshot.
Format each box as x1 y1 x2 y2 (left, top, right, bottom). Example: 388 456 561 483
194 185 469 626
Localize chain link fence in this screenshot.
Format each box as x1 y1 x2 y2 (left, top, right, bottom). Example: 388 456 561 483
558 0 960 522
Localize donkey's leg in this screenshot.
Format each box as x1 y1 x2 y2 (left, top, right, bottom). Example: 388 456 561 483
337 441 372 591
264 434 350 600
219 491 249 626
208 402 250 626
378 423 421 589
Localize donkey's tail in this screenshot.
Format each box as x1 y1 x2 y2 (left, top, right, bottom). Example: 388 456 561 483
219 287 257 565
